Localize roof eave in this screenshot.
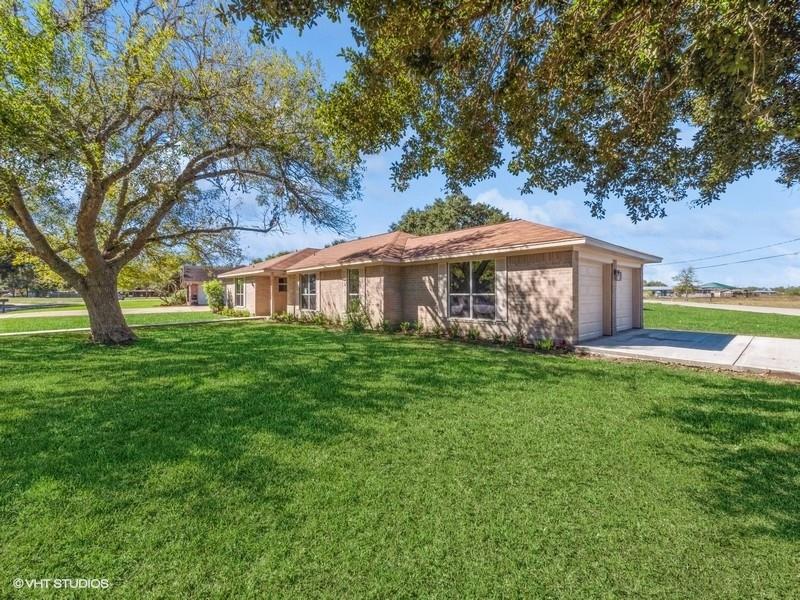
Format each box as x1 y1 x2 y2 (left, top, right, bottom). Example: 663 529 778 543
580 237 662 263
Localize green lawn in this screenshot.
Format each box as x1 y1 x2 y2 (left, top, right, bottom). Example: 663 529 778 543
0 310 227 333
1 322 798 598
645 302 800 339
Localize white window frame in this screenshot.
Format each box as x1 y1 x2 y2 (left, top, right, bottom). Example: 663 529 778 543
234 277 245 307
346 268 360 312
300 273 317 311
448 259 496 320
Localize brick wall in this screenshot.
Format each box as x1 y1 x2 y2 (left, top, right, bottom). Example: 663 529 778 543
281 250 577 341
320 269 345 316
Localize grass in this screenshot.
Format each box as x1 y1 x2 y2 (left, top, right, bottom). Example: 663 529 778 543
1 297 165 313
645 302 800 339
0 309 228 334
655 295 800 309
1 322 798 598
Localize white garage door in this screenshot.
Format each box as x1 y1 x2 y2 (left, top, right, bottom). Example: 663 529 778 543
578 260 603 341
616 267 633 332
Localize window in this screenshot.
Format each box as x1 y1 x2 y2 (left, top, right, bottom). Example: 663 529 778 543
448 260 496 320
277 277 287 292
300 274 317 310
347 269 360 311
234 277 245 307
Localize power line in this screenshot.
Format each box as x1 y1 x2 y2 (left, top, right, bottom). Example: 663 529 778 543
692 249 800 270
660 236 800 266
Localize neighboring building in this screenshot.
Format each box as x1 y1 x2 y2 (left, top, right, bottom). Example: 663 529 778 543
697 282 739 297
180 265 227 305
217 220 661 343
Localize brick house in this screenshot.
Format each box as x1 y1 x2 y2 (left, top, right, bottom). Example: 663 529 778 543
217 220 661 343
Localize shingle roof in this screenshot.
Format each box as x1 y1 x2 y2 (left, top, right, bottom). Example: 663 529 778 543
288 231 416 271
218 248 319 278
401 220 581 260
218 219 659 277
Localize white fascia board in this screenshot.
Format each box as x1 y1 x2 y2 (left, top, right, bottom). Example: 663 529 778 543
580 237 662 263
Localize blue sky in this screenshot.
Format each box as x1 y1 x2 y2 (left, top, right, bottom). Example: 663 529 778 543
238 18 800 288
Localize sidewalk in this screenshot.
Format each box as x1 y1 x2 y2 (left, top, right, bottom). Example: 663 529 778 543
577 328 800 378
0 305 209 319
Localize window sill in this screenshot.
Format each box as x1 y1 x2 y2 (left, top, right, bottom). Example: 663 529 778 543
448 317 502 323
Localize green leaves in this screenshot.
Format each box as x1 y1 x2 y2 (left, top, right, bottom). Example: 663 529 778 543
389 193 509 236
234 0 800 221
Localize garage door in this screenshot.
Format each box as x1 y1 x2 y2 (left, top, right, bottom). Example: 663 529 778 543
578 261 603 341
615 267 633 332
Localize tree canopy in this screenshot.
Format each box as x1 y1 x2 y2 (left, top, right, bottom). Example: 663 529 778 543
226 0 800 221
390 193 509 235
0 0 360 342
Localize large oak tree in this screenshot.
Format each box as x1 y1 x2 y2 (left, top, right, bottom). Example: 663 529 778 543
0 0 359 343
226 0 800 220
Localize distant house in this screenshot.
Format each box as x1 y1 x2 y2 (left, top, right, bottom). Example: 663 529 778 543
180 265 228 306
643 285 673 297
217 220 661 343
697 282 739 297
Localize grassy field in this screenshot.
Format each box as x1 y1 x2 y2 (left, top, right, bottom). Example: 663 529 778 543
1 322 798 598
645 302 800 339
0 310 228 334
654 295 800 309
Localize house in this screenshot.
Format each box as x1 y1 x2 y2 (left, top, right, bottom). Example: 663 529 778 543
643 285 673 297
217 220 661 342
697 282 739 297
180 265 229 306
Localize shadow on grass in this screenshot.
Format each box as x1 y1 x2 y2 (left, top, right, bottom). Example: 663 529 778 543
0 324 591 527
2 321 799 546
648 377 800 540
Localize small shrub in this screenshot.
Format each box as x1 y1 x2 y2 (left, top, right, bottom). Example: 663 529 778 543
466 326 479 341
345 309 369 333
415 322 426 336
273 311 297 323
219 307 250 317
162 288 187 306
379 319 393 333
431 324 444 338
513 328 526 347
446 322 461 339
203 279 225 313
491 332 503 345
535 337 555 352
399 321 416 335
312 312 328 327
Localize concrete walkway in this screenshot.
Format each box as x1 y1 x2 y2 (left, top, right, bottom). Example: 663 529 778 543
0 316 262 337
577 328 800 378
0 305 209 319
646 299 800 317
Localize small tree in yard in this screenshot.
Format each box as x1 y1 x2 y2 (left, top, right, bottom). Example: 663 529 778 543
203 279 225 313
673 267 699 298
0 0 358 343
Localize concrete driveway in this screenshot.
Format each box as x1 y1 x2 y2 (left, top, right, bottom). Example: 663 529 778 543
576 329 800 378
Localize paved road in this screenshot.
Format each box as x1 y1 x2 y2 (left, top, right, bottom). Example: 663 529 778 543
646 299 800 317
577 328 800 377
0 306 210 319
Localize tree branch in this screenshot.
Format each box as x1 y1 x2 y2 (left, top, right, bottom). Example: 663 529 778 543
0 168 84 289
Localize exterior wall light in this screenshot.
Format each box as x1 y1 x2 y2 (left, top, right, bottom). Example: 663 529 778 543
613 269 623 282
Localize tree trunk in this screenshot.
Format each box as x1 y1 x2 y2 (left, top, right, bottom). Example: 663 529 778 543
81 269 136 344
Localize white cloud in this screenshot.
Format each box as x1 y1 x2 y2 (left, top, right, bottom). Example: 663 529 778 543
474 188 579 227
